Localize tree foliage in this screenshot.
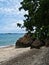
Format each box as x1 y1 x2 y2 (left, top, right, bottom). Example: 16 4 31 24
18 0 49 40
34 0 49 40
19 0 39 31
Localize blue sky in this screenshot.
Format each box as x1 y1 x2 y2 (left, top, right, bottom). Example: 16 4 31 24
0 0 28 33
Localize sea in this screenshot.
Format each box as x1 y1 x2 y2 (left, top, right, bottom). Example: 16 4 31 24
0 33 25 47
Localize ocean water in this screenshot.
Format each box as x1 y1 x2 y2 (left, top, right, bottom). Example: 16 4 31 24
0 33 24 47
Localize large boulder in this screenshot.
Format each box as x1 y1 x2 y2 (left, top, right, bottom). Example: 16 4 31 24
15 34 33 48
30 39 45 49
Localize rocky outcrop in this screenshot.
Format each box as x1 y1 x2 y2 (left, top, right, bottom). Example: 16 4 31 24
15 34 46 48
15 34 33 48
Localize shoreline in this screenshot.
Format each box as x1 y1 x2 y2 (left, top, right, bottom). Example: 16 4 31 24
0 44 15 49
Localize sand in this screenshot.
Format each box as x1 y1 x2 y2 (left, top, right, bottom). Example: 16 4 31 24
0 45 30 64
0 46 49 65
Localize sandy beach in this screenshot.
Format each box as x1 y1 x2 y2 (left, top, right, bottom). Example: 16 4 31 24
0 46 49 65
0 46 30 63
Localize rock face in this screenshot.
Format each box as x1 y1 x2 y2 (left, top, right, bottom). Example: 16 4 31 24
30 39 41 49
30 39 45 49
45 39 49 47
15 34 33 48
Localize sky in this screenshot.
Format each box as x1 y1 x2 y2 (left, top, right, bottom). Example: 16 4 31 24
0 0 27 33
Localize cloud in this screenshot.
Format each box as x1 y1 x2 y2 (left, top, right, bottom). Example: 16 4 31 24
0 20 26 33
0 0 27 33
0 0 28 15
